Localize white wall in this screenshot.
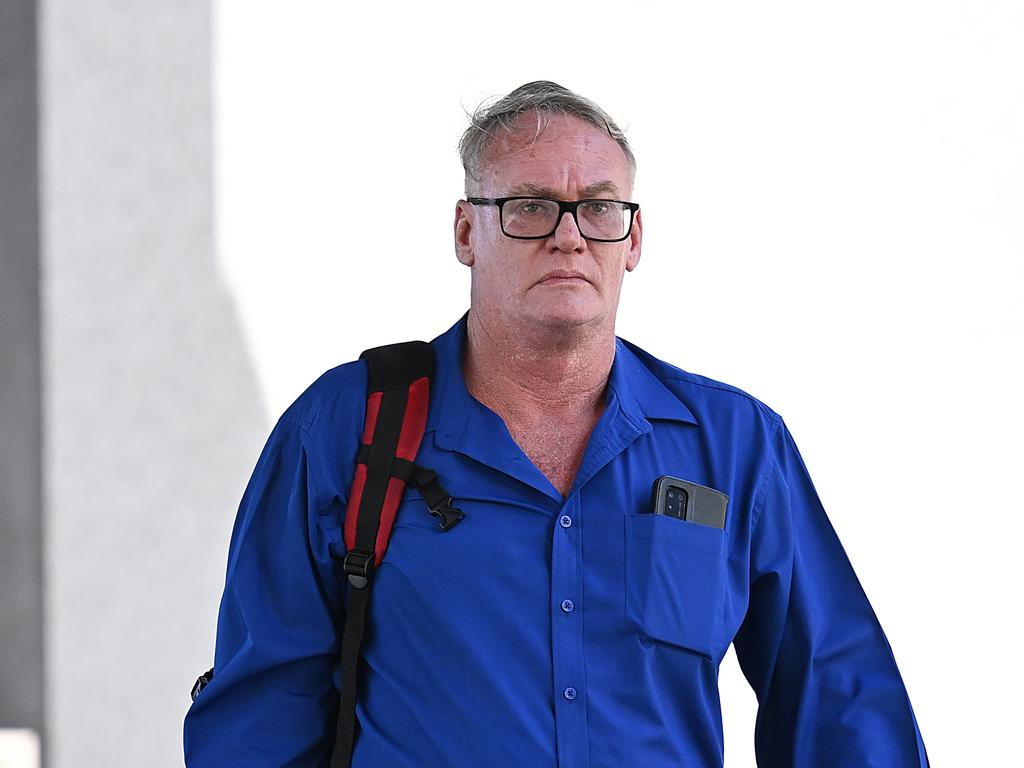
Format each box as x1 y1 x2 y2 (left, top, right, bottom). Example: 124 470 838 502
215 1 1022 765
40 2 265 766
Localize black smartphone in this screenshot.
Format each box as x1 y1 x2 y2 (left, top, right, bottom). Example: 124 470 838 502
650 475 728 529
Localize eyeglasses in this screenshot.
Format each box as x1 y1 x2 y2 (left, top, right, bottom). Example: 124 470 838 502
467 196 640 242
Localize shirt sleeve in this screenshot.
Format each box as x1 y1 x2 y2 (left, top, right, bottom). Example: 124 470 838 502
732 416 929 767
183 416 346 767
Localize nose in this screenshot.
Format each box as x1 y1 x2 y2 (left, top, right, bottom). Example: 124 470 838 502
551 210 584 252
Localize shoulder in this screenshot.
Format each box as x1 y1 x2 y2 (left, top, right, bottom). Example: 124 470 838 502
618 336 785 439
277 358 369 437
267 358 373 507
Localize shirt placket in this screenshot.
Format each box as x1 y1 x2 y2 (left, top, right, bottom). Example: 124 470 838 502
551 493 588 767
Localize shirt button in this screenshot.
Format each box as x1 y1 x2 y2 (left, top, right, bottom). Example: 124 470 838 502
561 599 574 613
559 515 572 528
563 687 577 700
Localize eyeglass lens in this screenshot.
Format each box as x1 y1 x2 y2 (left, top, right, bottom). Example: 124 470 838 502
502 199 631 240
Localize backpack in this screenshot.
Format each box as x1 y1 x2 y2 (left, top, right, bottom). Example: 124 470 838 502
191 340 464 768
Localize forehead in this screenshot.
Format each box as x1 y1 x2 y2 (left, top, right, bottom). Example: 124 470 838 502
479 112 632 197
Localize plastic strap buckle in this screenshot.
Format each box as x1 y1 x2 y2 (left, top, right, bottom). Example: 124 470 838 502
427 497 465 531
343 549 374 589
191 668 214 701
409 464 465 532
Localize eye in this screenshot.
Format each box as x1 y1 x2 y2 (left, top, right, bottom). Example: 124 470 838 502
510 199 554 218
582 201 610 216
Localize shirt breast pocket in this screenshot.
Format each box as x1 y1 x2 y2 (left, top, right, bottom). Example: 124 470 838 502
623 512 726 659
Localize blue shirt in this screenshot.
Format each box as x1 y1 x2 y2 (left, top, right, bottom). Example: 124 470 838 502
183 310 928 767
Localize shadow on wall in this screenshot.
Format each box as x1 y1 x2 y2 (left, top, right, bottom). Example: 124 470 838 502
1 0 44 755
41 2 267 767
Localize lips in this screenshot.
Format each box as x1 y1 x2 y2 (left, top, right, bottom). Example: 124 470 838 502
539 271 588 284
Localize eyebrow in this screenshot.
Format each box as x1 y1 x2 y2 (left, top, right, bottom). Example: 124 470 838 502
505 181 623 199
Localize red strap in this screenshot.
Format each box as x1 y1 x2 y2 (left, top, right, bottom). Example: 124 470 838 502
343 375 430 566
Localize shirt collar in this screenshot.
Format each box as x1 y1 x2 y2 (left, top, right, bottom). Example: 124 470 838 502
426 310 698 441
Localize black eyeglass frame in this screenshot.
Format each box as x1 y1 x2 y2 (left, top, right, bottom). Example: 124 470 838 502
466 196 640 243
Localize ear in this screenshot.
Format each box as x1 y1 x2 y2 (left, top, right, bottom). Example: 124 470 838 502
454 200 475 267
624 207 642 272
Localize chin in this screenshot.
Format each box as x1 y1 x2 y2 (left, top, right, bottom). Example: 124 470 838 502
528 302 603 331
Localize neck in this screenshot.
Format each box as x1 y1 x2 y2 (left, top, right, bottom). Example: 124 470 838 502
461 307 615 424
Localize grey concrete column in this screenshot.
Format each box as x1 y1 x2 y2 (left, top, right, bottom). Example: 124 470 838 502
0 0 44 751
40 2 265 766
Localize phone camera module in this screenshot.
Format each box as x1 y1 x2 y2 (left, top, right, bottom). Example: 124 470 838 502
665 485 688 519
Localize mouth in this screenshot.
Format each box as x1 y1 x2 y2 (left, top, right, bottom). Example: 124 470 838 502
538 271 589 285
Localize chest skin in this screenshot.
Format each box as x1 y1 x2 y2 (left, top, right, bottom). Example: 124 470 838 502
503 404 605 498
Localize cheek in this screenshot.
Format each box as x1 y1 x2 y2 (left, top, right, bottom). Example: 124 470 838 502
595 249 629 288
475 245 522 292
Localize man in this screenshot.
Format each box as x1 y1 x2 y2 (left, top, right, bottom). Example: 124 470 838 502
184 81 928 766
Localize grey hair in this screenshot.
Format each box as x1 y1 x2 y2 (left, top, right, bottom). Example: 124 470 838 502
458 80 636 196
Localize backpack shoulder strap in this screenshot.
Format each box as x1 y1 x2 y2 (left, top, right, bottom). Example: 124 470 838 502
341 339 434 580
192 343 432 709
331 339 462 768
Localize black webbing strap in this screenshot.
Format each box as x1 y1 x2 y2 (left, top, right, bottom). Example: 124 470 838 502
329 341 433 768
353 445 465 532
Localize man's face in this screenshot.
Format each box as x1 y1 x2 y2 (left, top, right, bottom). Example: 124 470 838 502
454 112 642 336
